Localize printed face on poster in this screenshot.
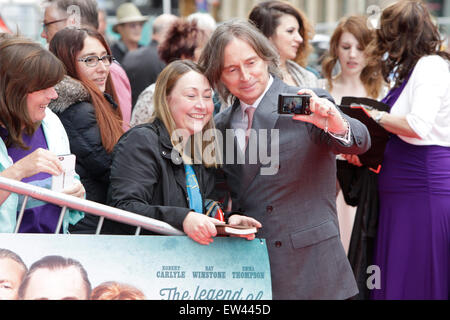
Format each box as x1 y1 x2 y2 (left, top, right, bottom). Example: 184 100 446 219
0 234 271 300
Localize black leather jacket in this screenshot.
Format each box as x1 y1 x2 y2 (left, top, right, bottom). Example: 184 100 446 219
103 118 216 235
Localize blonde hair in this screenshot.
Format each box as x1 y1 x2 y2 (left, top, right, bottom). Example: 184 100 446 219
151 60 221 168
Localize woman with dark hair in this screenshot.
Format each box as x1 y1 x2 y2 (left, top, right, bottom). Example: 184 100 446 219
130 18 211 126
366 0 450 300
105 59 260 242
0 36 85 233
49 27 124 234
248 0 318 87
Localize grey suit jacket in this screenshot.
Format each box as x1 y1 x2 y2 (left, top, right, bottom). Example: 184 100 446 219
214 77 370 299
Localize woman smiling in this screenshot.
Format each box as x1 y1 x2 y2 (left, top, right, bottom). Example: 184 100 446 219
49 28 124 233
105 60 261 243
248 0 318 87
0 35 85 233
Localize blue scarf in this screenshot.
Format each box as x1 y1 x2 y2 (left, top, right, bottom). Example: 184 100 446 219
184 164 202 214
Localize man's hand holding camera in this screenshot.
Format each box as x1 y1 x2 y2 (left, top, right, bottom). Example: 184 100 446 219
292 89 349 136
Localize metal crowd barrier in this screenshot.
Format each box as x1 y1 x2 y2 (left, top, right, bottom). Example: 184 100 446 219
0 176 184 236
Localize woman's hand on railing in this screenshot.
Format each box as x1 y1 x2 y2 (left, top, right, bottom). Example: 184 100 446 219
183 211 225 245
62 180 85 199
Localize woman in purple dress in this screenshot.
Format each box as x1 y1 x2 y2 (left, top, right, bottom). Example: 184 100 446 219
366 1 450 299
0 35 85 233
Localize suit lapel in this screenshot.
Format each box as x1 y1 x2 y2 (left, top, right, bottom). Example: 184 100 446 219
251 77 284 133
239 78 284 198
215 78 287 202
215 100 245 165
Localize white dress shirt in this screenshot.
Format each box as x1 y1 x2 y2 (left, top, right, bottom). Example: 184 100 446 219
390 55 450 146
231 76 274 151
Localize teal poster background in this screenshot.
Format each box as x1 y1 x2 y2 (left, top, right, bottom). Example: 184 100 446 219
0 234 272 300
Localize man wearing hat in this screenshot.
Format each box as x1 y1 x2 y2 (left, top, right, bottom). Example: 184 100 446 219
111 3 148 63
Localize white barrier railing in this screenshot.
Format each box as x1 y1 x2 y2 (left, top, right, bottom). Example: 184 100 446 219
0 176 184 236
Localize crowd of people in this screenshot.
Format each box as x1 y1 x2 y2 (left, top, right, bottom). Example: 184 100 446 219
0 0 448 300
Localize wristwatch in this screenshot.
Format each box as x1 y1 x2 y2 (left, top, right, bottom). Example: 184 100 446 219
373 111 386 124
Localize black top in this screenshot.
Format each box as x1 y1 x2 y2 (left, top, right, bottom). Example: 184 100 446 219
121 41 166 108
103 118 216 235
56 94 118 206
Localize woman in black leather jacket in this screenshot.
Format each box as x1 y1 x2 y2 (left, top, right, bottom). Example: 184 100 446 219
105 60 261 244
48 28 124 233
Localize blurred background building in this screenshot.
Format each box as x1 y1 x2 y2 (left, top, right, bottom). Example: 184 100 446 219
1 0 449 68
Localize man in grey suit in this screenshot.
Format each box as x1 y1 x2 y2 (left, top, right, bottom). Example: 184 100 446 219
200 19 370 300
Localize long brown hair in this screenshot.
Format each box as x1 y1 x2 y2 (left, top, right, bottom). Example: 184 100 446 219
367 0 450 88
248 0 314 67
49 27 123 153
321 15 384 99
0 36 65 149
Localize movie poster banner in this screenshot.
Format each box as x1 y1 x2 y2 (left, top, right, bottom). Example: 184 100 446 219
0 234 271 300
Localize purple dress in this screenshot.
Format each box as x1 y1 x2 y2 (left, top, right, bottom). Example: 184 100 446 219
0 126 63 233
371 76 450 300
